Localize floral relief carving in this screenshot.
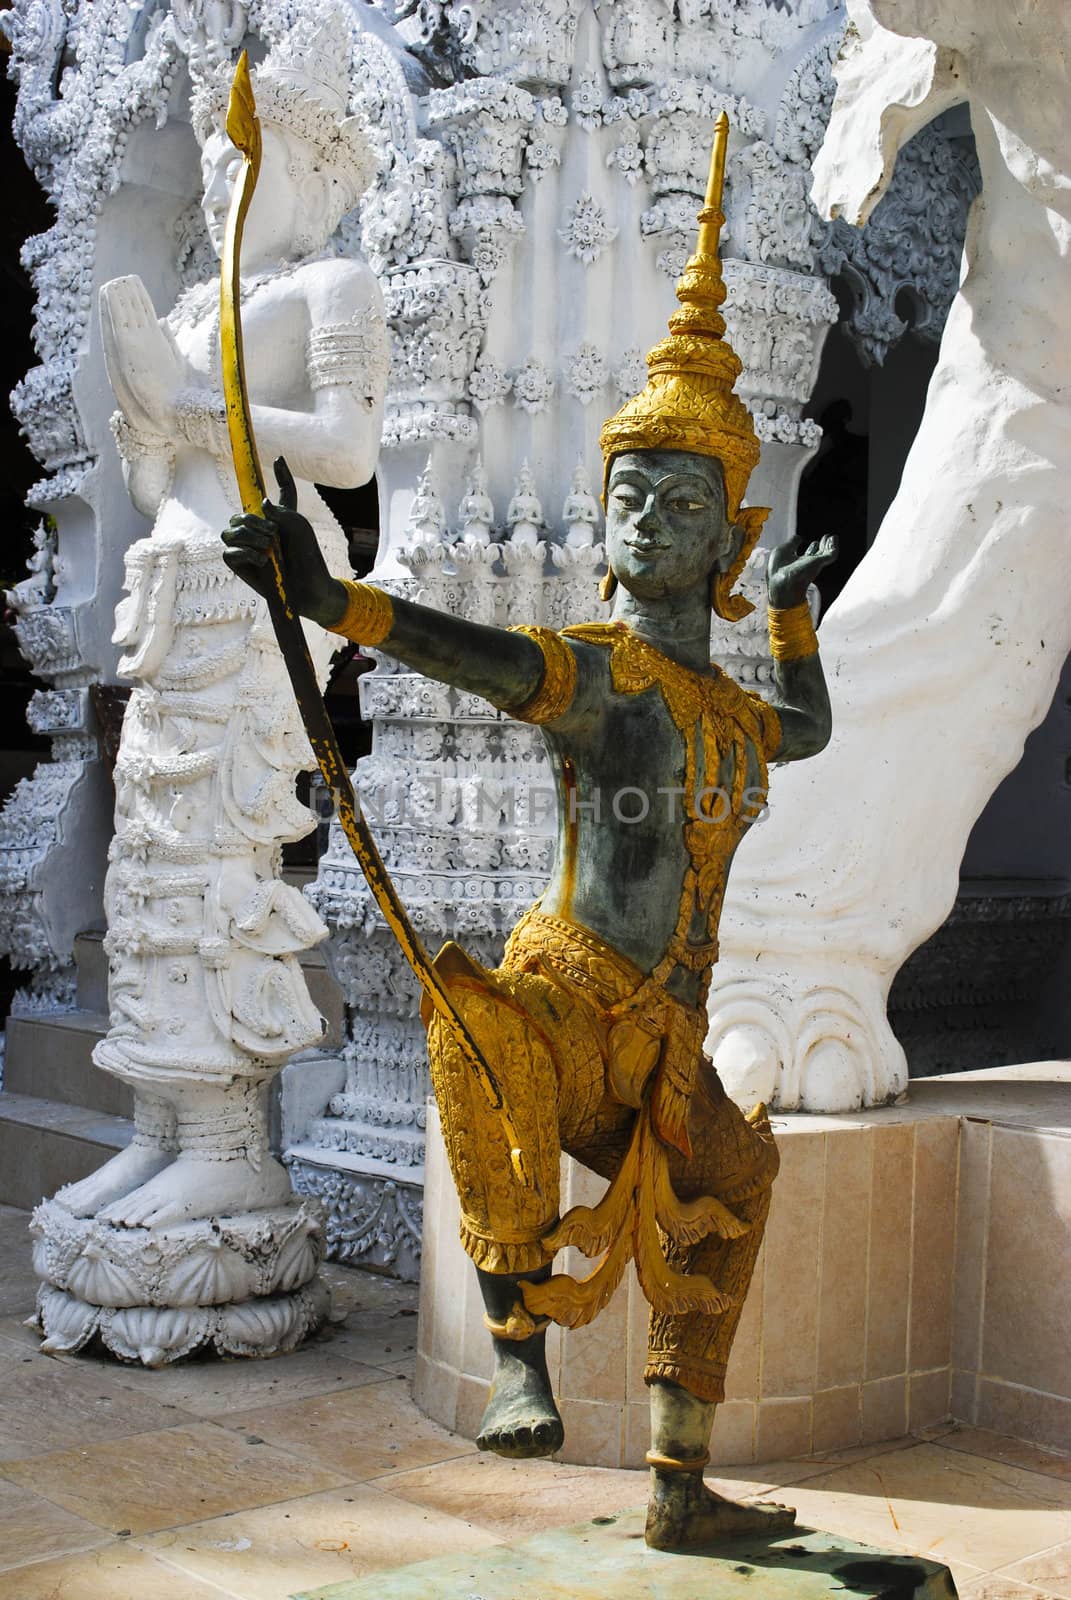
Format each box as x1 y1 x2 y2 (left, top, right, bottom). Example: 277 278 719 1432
511 356 556 414
558 192 618 265
613 347 649 404
606 136 644 185
468 356 514 412
565 342 610 407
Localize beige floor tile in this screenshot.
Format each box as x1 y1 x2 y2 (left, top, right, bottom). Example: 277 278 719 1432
379 1451 646 1540
317 1263 418 1323
137 1483 502 1600
930 1425 1071 1483
0 1213 38 1320
999 1541 1071 1598
0 1350 192 1461
213 1376 476 1480
959 1578 1060 1600
771 1442 1071 1572
95 1343 385 1416
0 1420 349 1535
0 1543 238 1599
708 1433 916 1494
0 1316 68 1359
0 1475 109 1573
946 1563 989 1590
315 1313 420 1374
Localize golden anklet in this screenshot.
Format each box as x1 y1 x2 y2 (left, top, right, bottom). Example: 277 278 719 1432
645 1449 710 1474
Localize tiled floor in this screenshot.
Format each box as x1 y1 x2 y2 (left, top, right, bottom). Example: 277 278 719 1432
0 1203 1067 1600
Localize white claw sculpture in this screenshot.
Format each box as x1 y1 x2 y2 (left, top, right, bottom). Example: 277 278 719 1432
711 0 1071 1112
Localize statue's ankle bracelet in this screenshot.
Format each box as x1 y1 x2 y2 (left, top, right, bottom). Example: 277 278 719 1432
482 1301 551 1342
645 1448 710 1474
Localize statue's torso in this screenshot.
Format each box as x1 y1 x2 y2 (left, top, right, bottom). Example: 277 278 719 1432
537 626 772 993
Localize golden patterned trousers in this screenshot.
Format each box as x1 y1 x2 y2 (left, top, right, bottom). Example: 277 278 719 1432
425 908 778 1405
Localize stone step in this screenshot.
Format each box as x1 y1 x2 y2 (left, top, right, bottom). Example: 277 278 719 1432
4 1011 129 1118
72 929 345 1045
0 1091 132 1211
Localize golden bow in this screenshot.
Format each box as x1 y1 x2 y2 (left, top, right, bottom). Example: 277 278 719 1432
219 53 531 1187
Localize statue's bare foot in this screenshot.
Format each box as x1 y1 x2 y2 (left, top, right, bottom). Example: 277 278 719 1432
645 1473 796 1550
56 1144 175 1219
477 1339 564 1460
98 1153 293 1228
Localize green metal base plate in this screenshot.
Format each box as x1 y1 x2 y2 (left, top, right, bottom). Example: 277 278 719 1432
290 1509 959 1600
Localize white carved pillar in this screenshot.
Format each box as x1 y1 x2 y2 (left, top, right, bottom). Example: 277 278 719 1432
0 0 190 1015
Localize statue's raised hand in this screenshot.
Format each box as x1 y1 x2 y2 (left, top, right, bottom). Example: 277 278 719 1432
221 457 348 628
766 533 838 610
100 275 189 434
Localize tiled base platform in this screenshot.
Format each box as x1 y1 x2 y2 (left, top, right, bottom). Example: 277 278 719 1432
292 1513 958 1600
0 1204 1068 1597
416 1065 1071 1467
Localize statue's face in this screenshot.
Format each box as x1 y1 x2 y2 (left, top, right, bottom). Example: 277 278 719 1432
200 125 309 265
605 449 740 600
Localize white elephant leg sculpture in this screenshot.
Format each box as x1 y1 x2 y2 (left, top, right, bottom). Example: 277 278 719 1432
710 0 1071 1111
31 7 392 1362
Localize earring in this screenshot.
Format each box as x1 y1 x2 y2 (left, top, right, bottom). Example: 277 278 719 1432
599 569 618 602
711 504 770 621
711 568 751 622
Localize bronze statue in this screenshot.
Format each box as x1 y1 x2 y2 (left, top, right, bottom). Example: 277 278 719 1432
223 112 835 1549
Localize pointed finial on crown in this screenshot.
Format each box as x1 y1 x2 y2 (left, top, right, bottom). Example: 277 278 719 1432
599 112 762 531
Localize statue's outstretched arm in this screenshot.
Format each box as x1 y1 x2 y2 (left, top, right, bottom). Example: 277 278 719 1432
222 457 546 715
763 533 837 762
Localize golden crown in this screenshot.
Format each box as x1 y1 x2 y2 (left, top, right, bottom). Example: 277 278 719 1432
598 113 767 620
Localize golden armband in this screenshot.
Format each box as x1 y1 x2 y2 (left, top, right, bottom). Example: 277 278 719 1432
507 625 578 724
768 601 818 662
330 579 394 647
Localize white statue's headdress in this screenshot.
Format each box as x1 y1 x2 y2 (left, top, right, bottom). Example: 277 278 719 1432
190 6 376 210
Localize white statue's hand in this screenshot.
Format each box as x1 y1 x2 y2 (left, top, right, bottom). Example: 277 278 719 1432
100 275 189 433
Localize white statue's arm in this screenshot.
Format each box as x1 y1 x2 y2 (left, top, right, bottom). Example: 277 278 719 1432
237 261 388 487
100 278 186 517
102 261 388 491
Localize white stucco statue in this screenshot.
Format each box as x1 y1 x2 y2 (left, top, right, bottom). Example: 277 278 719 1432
709 0 1071 1111
31 8 390 1362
